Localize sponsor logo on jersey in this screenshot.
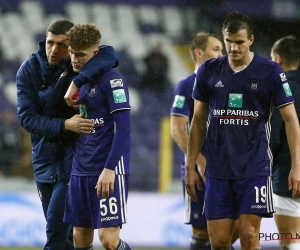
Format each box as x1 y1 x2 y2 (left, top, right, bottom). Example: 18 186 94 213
101 215 119 222
90 118 104 133
172 95 185 108
228 93 243 108
214 81 224 87
91 118 104 126
113 89 127 103
213 108 259 126
213 94 259 125
279 73 287 82
110 79 123 88
251 204 266 209
283 82 292 97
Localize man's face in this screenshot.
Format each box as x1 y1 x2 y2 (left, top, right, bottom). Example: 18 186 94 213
68 46 97 73
202 36 223 61
223 29 253 63
45 32 69 66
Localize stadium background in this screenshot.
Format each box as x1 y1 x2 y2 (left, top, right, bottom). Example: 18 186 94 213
0 0 299 249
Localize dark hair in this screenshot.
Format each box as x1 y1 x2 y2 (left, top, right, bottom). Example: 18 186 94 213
189 32 220 61
46 20 74 36
222 11 253 38
272 35 300 66
66 23 101 51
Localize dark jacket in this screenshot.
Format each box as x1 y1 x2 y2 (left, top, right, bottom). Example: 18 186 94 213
16 40 118 182
272 69 300 196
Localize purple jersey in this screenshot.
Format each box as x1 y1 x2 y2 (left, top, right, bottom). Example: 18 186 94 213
170 73 196 175
72 68 131 176
192 54 294 179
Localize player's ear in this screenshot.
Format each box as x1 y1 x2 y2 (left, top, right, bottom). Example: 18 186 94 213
276 54 283 65
249 35 254 46
93 49 99 56
195 48 202 59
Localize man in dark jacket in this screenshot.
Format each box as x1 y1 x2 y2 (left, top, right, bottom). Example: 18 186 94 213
16 20 118 250
271 35 300 250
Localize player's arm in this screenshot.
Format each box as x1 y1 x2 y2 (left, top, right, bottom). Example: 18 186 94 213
171 114 206 181
279 103 300 197
170 115 189 153
96 110 131 198
185 99 208 201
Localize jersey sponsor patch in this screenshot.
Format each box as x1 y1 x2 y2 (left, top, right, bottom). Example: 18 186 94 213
173 95 185 108
228 93 243 108
110 79 123 88
279 73 287 82
283 82 292 97
113 89 127 103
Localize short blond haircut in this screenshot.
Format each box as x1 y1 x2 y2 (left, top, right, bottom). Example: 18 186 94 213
66 23 101 51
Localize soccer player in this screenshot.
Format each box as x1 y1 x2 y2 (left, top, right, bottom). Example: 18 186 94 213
271 35 300 250
16 20 118 250
185 11 300 250
170 32 223 249
63 24 131 250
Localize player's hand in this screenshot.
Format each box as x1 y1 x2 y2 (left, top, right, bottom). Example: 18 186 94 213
185 165 202 202
64 113 94 134
288 167 300 197
64 81 80 108
196 153 206 184
96 169 115 198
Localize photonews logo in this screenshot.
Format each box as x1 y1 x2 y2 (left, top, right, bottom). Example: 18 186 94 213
172 95 185 109
228 93 243 108
259 232 300 241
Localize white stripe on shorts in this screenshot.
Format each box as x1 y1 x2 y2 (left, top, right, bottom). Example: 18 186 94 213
184 189 191 223
118 174 127 223
266 176 275 213
115 156 125 175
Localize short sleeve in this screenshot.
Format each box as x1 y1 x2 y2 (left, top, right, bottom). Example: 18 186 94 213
105 78 131 113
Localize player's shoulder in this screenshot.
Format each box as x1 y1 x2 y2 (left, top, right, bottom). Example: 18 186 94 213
253 54 281 70
101 68 126 82
252 54 283 79
102 68 123 78
100 68 128 90
17 53 39 77
176 73 196 88
201 55 227 72
205 55 226 66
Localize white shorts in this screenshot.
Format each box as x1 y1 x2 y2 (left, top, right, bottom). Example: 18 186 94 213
273 193 300 217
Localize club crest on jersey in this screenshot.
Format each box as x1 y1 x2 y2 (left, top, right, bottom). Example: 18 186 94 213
228 93 243 108
110 79 123 88
89 86 96 97
279 73 287 82
249 79 259 91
